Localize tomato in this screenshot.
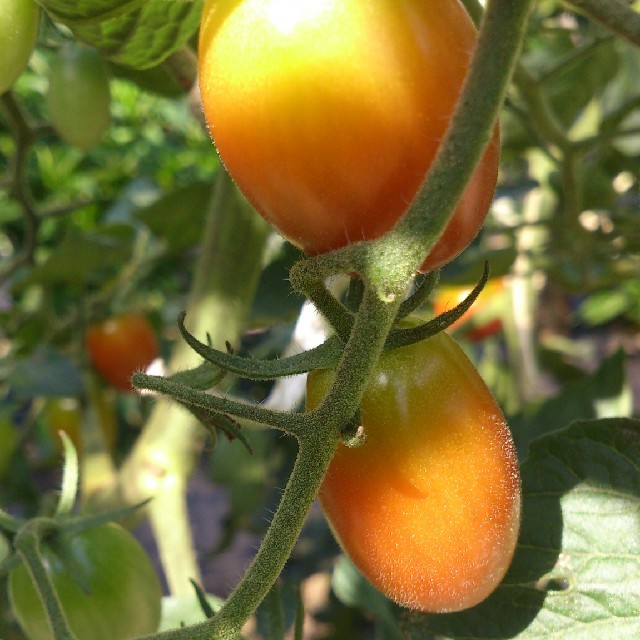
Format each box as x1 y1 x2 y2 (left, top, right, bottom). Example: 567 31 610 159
85 314 159 392
198 0 499 272
0 0 40 94
433 278 507 342
306 330 520 612
9 522 162 640
46 43 111 150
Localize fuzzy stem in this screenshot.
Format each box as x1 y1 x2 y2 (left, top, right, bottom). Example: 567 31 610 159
14 521 77 640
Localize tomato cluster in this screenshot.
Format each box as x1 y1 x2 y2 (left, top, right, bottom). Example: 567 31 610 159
307 331 520 612
199 0 516 615
198 0 499 272
85 313 159 392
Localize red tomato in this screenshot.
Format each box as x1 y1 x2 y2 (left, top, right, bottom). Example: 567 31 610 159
198 0 499 272
85 314 158 392
307 330 520 612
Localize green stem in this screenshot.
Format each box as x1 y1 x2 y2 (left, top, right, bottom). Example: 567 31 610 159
512 66 571 154
14 521 77 640
564 0 640 47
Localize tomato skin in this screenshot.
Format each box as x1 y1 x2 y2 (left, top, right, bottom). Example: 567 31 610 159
0 0 40 94
199 0 499 272
85 314 158 392
9 522 162 640
47 43 111 150
306 331 520 612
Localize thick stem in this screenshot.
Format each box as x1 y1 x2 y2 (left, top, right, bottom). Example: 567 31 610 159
91 169 269 597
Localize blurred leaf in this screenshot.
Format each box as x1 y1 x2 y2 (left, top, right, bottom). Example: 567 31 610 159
251 243 306 324
512 349 632 457
135 182 213 253
9 348 84 398
16 226 134 288
578 280 640 325
159 593 223 632
210 428 272 544
40 0 202 69
332 556 405 640
410 418 640 639
109 61 186 97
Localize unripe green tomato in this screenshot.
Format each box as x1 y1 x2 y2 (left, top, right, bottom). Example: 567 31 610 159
0 0 40 94
307 330 521 613
9 523 162 640
47 43 111 150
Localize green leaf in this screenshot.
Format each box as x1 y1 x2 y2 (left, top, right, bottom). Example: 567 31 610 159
135 182 213 254
159 593 223 632
41 0 203 69
512 349 632 457
332 555 405 640
408 418 640 639
9 348 84 398
16 226 134 288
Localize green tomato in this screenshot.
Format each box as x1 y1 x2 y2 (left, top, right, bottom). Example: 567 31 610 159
47 43 111 150
9 523 162 640
0 0 40 94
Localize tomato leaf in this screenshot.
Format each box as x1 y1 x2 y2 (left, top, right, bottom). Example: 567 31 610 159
512 348 632 457
406 417 640 639
332 555 405 640
40 0 202 69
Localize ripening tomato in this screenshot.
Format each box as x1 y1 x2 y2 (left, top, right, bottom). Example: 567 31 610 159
307 330 521 613
9 522 162 640
433 278 507 342
85 314 159 392
47 43 111 150
199 0 499 272
0 0 40 94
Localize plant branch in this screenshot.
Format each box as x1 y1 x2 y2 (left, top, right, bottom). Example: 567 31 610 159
564 0 640 47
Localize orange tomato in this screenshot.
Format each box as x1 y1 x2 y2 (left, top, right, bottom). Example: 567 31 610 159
199 0 499 272
307 330 520 612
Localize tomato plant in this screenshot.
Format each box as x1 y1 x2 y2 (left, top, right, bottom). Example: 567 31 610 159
307 330 521 612
85 313 159 392
0 0 40 95
434 278 507 341
9 522 162 640
46 42 111 150
198 0 499 272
